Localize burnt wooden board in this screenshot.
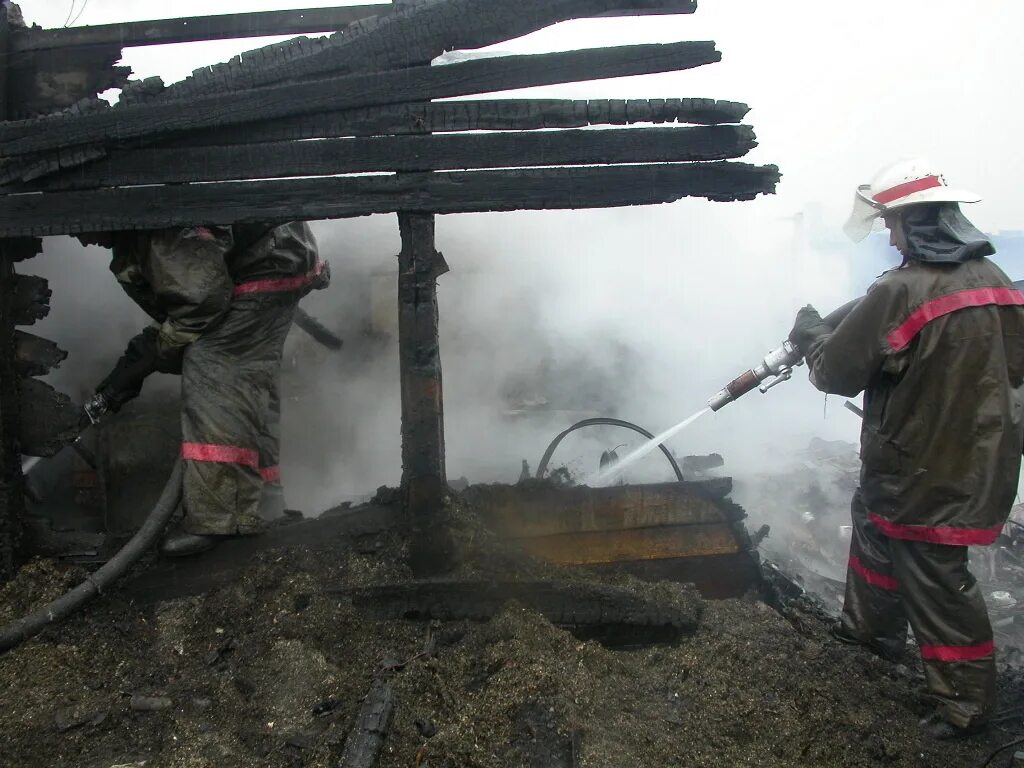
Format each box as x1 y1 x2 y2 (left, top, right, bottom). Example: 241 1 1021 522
9 4 388 52
512 522 743 565
14 331 66 376
10 274 50 325
22 126 757 191
17 377 81 457
467 479 743 538
172 98 751 146
0 41 720 156
149 0 699 102
0 161 780 236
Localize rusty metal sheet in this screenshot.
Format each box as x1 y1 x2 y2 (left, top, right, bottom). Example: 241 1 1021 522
508 522 742 565
468 480 740 538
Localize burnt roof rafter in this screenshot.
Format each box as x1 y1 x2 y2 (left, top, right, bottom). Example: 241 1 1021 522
0 0 781 236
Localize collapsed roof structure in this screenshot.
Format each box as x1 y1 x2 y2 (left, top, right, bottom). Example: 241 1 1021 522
0 0 779 577
0 0 774 581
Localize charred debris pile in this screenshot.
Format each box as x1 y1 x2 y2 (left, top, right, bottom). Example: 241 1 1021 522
1 481 1023 768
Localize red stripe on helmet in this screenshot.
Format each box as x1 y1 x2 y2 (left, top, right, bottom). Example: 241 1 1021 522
868 512 1004 546
232 261 326 297
260 465 281 483
886 287 1024 352
181 442 259 469
920 640 994 663
872 174 943 205
848 555 899 591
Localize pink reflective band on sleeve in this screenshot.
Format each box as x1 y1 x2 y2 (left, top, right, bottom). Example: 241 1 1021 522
868 512 1004 546
872 175 943 205
920 640 994 663
232 261 326 297
260 466 281 483
886 287 1024 352
849 555 899 591
181 442 259 469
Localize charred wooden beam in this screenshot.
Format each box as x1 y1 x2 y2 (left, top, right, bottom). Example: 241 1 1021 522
17 378 81 458
21 126 757 191
173 98 751 146
0 162 780 237
398 213 453 576
0 13 21 580
151 0 699 102
0 41 720 157
0 240 21 579
10 274 50 325
14 331 66 377
338 680 396 768
9 5 390 53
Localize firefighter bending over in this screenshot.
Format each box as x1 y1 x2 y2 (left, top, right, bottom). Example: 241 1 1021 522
78 223 329 557
788 159 1024 739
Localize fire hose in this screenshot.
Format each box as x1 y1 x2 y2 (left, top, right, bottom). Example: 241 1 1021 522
0 460 183 655
535 417 684 481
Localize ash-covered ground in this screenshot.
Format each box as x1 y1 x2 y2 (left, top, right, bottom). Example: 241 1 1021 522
1 491 1023 768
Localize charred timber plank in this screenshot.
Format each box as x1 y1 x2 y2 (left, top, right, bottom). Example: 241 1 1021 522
9 5 390 52
23 126 757 191
14 331 67 377
3 237 41 263
0 12 21 580
150 0 699 102
0 162 780 237
398 213 453 576
166 98 751 147
338 680 396 768
509 523 744 565
10 274 50 325
17 377 81 458
0 242 20 578
466 479 743 539
0 41 720 157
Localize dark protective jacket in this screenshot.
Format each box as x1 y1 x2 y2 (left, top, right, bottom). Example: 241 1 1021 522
805 256 1024 545
109 222 326 367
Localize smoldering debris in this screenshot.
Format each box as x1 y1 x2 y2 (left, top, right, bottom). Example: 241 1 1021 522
1 495 1022 768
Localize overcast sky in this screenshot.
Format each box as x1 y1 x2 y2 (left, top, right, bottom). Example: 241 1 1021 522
18 1 1024 502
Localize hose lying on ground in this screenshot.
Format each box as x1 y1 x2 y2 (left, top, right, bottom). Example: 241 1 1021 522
535 417 684 482
0 459 183 655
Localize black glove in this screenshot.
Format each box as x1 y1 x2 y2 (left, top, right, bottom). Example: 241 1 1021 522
95 328 162 413
788 305 832 353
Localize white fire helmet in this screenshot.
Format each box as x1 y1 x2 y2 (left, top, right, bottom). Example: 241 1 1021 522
843 158 981 243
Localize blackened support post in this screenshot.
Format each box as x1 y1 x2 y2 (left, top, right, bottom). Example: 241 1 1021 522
397 212 452 575
0 5 23 579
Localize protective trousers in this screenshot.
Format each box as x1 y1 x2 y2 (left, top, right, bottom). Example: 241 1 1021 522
179 297 296 535
841 491 996 728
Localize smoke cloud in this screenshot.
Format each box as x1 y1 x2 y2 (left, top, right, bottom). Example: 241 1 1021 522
17 0 1024 520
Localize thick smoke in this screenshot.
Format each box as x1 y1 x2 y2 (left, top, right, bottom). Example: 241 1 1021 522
17 0 1024 523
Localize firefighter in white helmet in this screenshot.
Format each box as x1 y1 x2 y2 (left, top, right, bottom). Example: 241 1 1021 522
788 158 1024 738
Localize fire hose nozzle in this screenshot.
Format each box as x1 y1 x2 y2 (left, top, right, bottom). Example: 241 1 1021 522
707 341 804 412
